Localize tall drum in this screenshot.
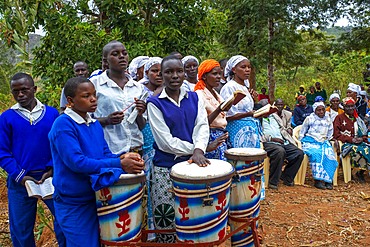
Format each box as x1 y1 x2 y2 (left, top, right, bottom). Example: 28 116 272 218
95 172 146 243
170 159 235 243
224 148 267 247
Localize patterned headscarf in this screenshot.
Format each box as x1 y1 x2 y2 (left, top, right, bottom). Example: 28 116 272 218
297 95 306 101
224 55 249 81
143 57 162 80
343 97 356 105
181 55 199 66
128 56 149 80
194 59 220 91
347 83 361 96
329 93 340 102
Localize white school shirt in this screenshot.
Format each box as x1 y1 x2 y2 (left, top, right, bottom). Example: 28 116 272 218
90 71 145 155
147 87 209 157
11 98 45 124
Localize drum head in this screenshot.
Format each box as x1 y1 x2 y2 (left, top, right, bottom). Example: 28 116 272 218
224 148 267 161
115 171 146 185
170 159 234 182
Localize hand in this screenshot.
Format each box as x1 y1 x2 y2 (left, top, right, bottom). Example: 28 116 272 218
38 168 53 184
120 152 145 174
352 137 363 144
206 133 228 152
287 128 293 135
189 148 211 167
246 111 255 117
271 137 284 144
135 99 147 115
21 176 38 186
107 111 124 125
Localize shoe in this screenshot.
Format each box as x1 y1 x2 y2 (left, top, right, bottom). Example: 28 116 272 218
325 182 333 190
356 171 366 184
268 183 278 190
314 180 326 190
283 180 294 186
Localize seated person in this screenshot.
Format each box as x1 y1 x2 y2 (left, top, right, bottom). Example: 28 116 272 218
293 95 313 126
334 97 369 183
326 93 343 122
262 99 304 189
300 102 338 190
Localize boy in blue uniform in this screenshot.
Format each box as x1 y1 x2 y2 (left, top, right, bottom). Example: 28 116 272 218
49 77 144 246
0 73 65 247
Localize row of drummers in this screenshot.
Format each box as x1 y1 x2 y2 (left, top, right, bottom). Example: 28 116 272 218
96 148 267 246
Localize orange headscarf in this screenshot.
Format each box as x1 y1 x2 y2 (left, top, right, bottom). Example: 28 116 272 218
194 59 220 91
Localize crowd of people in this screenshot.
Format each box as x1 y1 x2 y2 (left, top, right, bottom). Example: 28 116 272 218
0 39 369 246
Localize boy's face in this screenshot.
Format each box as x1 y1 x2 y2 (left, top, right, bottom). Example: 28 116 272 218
10 78 37 111
162 59 185 91
107 43 129 72
68 82 97 118
73 62 89 78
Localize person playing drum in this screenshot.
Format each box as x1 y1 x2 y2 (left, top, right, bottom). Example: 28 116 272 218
49 77 145 247
147 55 210 243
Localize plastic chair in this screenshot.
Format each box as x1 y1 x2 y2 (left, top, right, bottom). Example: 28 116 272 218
292 125 310 185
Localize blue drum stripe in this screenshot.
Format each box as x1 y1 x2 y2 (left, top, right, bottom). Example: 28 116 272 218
176 209 228 233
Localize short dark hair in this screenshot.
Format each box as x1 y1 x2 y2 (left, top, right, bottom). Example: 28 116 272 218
161 55 182 70
218 58 228 68
10 72 34 86
103 40 123 57
64 77 91 98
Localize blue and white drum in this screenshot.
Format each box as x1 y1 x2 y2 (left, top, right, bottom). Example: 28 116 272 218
95 172 146 242
170 159 235 243
225 148 267 247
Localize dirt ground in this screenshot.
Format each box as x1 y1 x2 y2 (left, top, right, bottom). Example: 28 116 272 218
0 170 369 247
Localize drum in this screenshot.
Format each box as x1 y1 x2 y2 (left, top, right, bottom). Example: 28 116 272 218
224 148 267 247
95 172 146 243
170 159 235 243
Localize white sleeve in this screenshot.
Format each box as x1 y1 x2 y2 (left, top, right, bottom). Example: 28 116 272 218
192 95 210 153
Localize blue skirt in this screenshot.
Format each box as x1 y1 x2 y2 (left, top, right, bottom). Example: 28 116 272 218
226 117 262 148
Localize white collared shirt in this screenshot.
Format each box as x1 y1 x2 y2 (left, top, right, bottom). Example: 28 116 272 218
11 98 45 125
90 71 145 154
64 107 96 125
147 87 209 157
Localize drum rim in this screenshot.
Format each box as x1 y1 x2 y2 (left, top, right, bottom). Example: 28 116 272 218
114 173 146 185
170 170 234 184
224 149 267 161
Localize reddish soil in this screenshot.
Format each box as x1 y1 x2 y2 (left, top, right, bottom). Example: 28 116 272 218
0 171 369 246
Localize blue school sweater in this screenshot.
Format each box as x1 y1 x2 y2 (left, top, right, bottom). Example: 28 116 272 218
48 113 121 203
0 106 59 183
147 92 198 168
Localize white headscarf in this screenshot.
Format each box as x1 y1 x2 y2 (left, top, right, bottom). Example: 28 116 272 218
181 55 199 66
128 56 149 80
347 83 361 96
224 55 249 81
142 57 162 82
329 93 340 102
313 102 325 112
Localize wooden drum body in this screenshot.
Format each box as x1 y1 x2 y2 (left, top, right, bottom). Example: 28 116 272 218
225 148 267 247
95 172 146 242
170 159 235 243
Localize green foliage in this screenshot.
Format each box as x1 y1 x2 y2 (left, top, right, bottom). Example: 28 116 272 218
36 83 63 109
34 201 53 241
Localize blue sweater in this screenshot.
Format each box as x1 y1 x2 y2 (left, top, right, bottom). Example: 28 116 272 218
293 105 313 126
147 92 198 168
48 113 121 203
0 106 59 183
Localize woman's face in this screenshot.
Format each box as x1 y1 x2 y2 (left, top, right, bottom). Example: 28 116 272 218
107 43 129 72
344 103 355 116
346 90 357 101
315 105 325 118
162 59 185 91
232 59 251 82
147 63 162 87
298 97 307 107
330 97 340 109
184 59 198 79
204 67 222 89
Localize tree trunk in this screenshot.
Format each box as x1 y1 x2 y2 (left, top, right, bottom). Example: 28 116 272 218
267 18 275 103
249 65 256 90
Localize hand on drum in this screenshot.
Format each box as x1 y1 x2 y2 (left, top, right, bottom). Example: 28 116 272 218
120 152 145 174
206 132 228 152
189 148 211 167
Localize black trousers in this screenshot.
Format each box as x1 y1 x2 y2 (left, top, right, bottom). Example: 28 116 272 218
263 142 304 186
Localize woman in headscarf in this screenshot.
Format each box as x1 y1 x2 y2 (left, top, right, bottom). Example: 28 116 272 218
138 57 163 240
220 55 261 148
194 59 229 160
333 97 369 183
299 102 338 190
128 56 149 81
326 93 344 122
181 55 199 91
